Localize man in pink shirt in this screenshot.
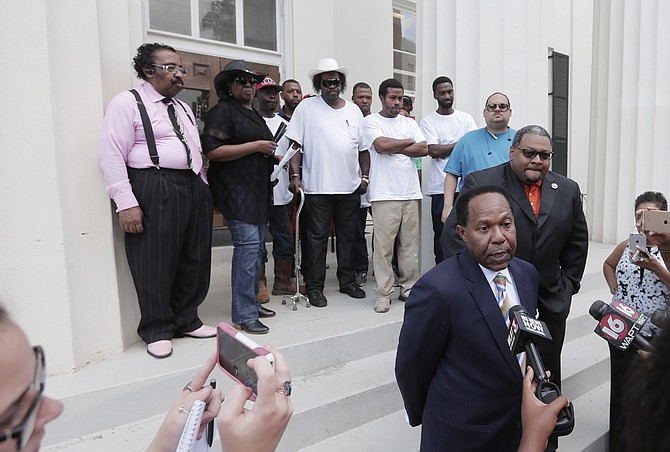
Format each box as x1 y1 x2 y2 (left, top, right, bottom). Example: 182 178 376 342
98 43 215 359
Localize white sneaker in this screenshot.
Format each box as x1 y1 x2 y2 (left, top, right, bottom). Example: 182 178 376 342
374 297 391 313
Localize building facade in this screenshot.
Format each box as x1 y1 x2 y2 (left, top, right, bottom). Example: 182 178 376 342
2 0 661 374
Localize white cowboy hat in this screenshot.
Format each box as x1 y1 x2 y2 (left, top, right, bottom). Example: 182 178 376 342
307 58 348 80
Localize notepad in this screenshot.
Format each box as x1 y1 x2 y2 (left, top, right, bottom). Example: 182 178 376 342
176 400 207 452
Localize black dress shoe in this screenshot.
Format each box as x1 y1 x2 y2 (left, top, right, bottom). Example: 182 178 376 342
258 306 276 318
234 319 269 334
307 289 328 307
340 285 366 299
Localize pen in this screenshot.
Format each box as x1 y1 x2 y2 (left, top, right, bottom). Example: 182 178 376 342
207 378 216 447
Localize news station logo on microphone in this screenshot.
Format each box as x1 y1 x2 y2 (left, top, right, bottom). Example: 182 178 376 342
507 306 552 355
590 300 652 351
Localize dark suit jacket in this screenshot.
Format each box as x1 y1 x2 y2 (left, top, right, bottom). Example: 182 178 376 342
440 162 588 319
395 249 538 452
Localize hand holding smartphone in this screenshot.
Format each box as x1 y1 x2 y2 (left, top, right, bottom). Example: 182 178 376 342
629 233 647 263
217 323 275 396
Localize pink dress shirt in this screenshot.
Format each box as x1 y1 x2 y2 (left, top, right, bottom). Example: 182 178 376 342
98 82 205 212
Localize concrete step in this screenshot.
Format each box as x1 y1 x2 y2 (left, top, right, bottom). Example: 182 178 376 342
42 414 162 452
43 280 406 449
297 409 421 452
277 350 402 451
561 330 610 401
557 382 610 452
45 348 403 452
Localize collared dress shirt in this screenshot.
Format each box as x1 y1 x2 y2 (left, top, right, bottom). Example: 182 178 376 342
98 82 204 212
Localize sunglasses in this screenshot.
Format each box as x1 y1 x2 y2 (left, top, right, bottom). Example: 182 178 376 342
516 147 554 161
321 78 342 88
485 103 510 112
0 346 46 450
234 76 259 86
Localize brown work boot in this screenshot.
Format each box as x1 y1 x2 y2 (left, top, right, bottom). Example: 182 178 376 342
272 259 297 295
256 263 270 303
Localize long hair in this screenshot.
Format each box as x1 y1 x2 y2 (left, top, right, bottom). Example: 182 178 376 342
312 72 347 93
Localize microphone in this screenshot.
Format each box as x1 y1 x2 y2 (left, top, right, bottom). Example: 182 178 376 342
507 305 575 437
589 300 656 353
273 122 288 143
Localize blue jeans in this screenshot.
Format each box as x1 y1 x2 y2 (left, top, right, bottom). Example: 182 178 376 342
228 219 266 324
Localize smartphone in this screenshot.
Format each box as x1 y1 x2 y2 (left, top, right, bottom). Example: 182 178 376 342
641 210 670 233
216 322 275 395
629 233 646 262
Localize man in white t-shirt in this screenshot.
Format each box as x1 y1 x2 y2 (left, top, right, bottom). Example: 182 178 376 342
286 58 371 308
363 78 428 313
254 77 298 300
420 76 477 265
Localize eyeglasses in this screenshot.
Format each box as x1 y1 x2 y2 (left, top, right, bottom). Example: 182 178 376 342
515 147 554 161
321 78 342 88
151 64 187 75
485 103 510 112
0 346 46 450
233 76 259 86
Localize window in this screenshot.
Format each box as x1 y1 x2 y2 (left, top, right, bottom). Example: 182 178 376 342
199 0 236 43
393 5 416 95
549 51 569 176
148 0 277 51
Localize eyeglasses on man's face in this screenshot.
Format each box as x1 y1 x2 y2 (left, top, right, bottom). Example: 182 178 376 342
0 346 46 451
485 102 510 112
515 147 554 161
151 64 187 75
321 78 342 88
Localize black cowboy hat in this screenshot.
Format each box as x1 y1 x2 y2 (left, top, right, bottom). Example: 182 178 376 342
213 60 267 94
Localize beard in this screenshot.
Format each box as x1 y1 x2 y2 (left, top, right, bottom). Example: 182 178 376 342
438 99 453 110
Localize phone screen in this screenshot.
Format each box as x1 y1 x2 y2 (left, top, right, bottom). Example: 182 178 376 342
217 326 262 393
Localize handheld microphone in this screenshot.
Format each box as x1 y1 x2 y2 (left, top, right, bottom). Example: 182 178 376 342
273 122 288 143
507 305 575 437
589 300 656 353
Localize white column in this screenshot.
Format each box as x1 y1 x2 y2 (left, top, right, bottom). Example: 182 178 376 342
417 0 551 270
587 0 670 242
0 0 128 373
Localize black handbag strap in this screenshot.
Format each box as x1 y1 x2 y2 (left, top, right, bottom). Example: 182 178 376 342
129 89 159 167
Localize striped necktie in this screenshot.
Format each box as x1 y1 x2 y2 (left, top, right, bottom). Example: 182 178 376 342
162 98 192 169
494 272 527 373
494 273 511 326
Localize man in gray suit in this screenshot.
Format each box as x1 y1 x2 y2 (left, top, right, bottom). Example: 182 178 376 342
441 125 588 397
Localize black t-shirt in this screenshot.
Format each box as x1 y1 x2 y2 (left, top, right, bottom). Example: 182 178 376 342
201 99 273 224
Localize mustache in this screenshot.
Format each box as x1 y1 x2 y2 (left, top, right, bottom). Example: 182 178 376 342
489 246 512 255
